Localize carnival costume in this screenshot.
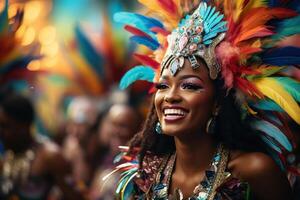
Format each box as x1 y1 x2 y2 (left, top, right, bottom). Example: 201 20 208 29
105 0 300 199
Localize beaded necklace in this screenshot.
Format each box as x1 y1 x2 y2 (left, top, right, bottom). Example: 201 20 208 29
151 144 230 200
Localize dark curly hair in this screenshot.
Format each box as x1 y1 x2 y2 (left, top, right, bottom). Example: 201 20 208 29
128 77 270 167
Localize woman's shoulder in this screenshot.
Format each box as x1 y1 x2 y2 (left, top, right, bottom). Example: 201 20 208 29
228 151 279 179
227 150 292 200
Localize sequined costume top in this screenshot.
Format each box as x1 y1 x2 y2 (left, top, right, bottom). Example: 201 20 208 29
112 146 250 200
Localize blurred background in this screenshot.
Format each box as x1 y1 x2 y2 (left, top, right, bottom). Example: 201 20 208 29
0 0 150 199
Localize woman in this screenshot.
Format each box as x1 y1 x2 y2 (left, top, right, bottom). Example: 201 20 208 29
106 0 300 199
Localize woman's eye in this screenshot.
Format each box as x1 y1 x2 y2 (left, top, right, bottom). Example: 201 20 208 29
155 83 169 90
181 83 202 90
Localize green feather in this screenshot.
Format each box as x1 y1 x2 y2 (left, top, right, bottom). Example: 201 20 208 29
272 16 300 41
0 0 8 34
274 77 300 102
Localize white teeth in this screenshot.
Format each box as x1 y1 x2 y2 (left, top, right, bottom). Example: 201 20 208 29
164 108 186 116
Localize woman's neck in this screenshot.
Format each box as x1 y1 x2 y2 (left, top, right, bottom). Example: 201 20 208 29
174 133 217 175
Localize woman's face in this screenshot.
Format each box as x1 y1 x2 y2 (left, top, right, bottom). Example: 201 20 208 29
154 59 216 136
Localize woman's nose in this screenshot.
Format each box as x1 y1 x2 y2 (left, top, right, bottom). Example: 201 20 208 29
163 87 182 103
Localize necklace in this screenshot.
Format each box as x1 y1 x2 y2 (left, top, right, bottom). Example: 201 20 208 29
1 149 35 194
152 144 229 200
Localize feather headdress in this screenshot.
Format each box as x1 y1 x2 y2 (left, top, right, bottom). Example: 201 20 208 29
0 0 40 86
114 1 300 197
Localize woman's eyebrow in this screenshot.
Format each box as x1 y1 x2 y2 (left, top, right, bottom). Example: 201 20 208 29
178 74 203 81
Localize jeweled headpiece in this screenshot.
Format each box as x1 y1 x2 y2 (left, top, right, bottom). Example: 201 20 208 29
161 2 227 79
114 2 300 194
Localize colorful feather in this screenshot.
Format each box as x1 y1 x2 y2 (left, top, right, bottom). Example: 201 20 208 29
75 25 105 81
0 0 8 34
252 119 292 152
261 46 300 66
113 12 163 36
252 99 284 112
273 77 300 102
253 77 300 124
124 25 152 38
119 66 155 90
130 36 160 50
134 53 160 69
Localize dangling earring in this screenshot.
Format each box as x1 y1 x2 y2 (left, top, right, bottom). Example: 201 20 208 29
206 108 219 134
155 122 163 134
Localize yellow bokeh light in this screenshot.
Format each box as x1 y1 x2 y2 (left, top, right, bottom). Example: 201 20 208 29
39 26 56 45
27 60 41 71
40 42 59 57
42 57 58 69
8 4 18 18
21 26 36 46
24 1 42 24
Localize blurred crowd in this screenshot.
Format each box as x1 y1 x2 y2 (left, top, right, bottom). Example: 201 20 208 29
0 88 144 200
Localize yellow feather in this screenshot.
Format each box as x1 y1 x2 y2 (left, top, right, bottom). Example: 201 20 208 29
242 0 267 16
138 0 180 28
234 0 244 21
254 77 300 124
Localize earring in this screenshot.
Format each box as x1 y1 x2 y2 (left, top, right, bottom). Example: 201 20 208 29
155 122 163 134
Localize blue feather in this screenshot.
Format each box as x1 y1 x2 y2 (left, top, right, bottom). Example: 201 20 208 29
119 66 155 90
273 77 300 102
252 99 284 112
0 0 8 33
113 12 163 36
272 16 300 40
75 25 105 80
261 135 282 153
262 47 300 66
130 36 160 50
252 120 292 152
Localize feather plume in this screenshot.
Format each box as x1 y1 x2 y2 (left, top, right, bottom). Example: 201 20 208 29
124 25 152 38
253 119 292 152
253 77 300 124
252 99 284 112
130 36 160 50
0 0 8 33
113 12 163 36
75 25 105 81
134 53 160 69
273 77 300 102
119 66 155 90
261 46 300 66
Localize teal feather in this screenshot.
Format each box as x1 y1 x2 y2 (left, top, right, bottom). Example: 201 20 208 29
272 16 300 41
261 136 282 153
252 120 292 152
252 99 284 112
273 77 300 102
203 6 212 21
113 12 162 37
119 66 155 90
266 148 285 171
0 0 8 33
208 14 224 30
116 168 137 194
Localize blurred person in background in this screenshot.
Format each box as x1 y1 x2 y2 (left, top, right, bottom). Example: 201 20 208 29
0 91 84 200
89 103 142 200
62 97 99 190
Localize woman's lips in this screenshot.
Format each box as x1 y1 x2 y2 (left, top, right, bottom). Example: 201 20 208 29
164 114 186 122
163 107 188 122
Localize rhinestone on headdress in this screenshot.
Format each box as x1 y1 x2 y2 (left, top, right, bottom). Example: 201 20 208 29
161 2 227 79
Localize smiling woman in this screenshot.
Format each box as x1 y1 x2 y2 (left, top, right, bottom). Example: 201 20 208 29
107 0 300 200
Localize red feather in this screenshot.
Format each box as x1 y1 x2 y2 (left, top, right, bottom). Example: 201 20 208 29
134 53 160 69
157 0 178 15
150 27 170 36
124 25 151 38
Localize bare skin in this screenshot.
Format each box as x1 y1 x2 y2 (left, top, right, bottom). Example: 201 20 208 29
155 59 292 199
